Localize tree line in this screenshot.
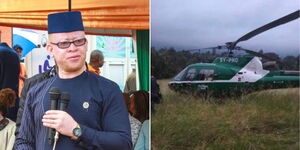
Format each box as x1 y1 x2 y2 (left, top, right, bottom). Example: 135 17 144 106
151 47 300 79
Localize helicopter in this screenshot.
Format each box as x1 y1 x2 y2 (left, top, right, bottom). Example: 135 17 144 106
168 10 300 97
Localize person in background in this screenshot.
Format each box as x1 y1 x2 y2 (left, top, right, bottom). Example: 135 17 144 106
13 45 27 97
151 66 162 114
13 45 23 61
151 75 161 114
0 42 20 122
124 67 137 93
134 120 149 150
129 91 149 123
0 88 17 150
87 50 104 75
123 93 142 147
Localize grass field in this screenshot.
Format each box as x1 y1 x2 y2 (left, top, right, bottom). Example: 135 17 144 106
151 79 299 150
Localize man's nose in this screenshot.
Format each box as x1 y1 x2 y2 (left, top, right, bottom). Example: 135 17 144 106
67 43 77 51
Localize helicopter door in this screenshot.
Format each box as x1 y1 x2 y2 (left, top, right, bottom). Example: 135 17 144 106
182 68 197 91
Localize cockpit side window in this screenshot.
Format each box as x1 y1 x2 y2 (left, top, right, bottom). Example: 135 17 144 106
198 69 215 81
184 68 197 80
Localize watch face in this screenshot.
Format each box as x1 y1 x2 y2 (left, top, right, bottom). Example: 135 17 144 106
73 128 82 137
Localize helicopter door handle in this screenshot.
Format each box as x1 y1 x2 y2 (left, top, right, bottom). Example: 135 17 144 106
273 81 284 84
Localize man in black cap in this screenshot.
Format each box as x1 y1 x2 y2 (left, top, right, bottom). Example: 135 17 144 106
0 42 20 121
15 11 132 150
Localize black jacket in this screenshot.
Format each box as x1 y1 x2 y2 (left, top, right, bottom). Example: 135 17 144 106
15 67 56 136
0 42 20 121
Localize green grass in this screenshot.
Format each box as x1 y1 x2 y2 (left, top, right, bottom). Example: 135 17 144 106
151 79 299 150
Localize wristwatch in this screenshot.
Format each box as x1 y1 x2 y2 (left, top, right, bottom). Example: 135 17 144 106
71 124 82 140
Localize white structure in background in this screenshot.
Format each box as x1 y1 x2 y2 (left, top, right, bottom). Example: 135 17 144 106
86 35 136 91
13 28 55 76
14 28 136 91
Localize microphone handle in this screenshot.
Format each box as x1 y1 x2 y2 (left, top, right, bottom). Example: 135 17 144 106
59 92 70 111
58 102 68 111
50 99 57 110
48 99 58 145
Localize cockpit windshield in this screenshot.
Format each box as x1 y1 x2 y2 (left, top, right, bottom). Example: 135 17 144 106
173 67 188 81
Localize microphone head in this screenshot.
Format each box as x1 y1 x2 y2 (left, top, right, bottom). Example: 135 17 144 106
49 87 61 100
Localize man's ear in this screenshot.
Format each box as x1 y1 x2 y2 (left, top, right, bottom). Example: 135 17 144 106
46 44 54 57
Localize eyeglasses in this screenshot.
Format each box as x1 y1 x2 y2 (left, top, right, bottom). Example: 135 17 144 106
50 38 87 49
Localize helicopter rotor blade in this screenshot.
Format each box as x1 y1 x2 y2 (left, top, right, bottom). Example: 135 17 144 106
202 46 226 50
186 45 226 52
231 10 300 49
237 47 282 64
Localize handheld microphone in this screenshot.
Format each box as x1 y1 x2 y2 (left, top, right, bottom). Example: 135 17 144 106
48 87 61 145
59 92 70 111
52 92 70 149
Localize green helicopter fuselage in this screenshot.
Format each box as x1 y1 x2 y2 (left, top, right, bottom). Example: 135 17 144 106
168 56 300 96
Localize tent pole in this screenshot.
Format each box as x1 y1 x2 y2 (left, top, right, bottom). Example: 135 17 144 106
68 0 71 11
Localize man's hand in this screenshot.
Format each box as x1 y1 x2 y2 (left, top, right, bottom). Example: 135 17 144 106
42 110 77 137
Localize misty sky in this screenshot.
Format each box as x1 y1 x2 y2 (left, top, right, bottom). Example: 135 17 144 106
151 0 299 56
